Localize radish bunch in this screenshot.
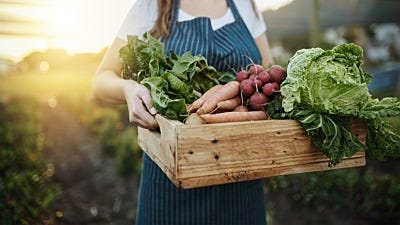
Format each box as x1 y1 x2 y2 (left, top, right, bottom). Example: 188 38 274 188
236 64 286 110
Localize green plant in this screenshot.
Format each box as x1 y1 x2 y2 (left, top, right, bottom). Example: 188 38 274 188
0 97 58 225
115 128 142 175
266 163 400 225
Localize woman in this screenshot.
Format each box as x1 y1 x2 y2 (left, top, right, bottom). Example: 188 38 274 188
93 0 274 224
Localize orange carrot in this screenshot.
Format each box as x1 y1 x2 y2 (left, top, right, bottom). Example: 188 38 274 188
197 81 240 115
188 84 223 113
198 111 268 123
216 96 242 111
233 105 249 112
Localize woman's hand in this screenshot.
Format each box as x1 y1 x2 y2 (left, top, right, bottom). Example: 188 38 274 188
123 80 159 130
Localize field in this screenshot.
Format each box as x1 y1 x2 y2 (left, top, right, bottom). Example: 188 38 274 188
1 64 400 225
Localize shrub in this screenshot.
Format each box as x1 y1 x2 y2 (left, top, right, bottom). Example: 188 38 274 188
0 97 58 225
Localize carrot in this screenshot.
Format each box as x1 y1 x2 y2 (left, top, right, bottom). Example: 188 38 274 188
197 81 240 115
233 105 249 112
188 84 223 113
198 111 268 123
216 96 242 111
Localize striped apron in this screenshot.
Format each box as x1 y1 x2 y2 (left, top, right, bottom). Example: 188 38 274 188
136 0 266 224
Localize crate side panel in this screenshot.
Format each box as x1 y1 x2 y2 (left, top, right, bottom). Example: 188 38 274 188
178 155 366 189
176 119 366 179
138 127 178 185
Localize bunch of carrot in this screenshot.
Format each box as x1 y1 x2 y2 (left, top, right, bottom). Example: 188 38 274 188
187 80 267 124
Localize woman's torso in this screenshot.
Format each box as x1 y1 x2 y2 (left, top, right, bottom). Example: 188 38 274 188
136 1 267 225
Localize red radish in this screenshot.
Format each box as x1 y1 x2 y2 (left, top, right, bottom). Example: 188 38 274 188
248 64 264 75
271 82 280 91
249 92 268 110
251 78 263 88
262 83 274 96
268 65 286 84
236 70 249 82
258 71 270 84
249 74 259 80
240 79 256 97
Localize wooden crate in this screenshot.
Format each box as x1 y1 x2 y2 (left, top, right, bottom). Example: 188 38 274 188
138 115 366 189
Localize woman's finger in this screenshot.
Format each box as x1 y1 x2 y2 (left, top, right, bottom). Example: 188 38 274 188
137 85 157 115
127 95 158 130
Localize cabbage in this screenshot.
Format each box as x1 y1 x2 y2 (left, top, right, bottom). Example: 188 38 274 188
278 43 400 165
281 43 373 115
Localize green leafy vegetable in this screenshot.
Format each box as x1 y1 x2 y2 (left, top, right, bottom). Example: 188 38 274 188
141 77 187 121
279 43 400 165
119 32 227 121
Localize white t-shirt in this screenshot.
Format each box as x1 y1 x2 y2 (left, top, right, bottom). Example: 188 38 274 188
117 0 266 41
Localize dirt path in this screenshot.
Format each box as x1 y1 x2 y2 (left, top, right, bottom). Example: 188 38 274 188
41 101 139 225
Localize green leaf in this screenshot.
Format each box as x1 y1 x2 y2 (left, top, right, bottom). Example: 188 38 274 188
140 77 187 121
287 110 366 166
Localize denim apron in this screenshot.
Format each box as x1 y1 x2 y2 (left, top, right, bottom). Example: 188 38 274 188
136 0 266 224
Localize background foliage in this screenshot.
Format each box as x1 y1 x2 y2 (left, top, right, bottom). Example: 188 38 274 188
0 97 58 225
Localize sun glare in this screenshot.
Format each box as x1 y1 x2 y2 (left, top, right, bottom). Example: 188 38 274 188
45 0 101 53
36 0 134 54
1 0 293 61
48 1 78 37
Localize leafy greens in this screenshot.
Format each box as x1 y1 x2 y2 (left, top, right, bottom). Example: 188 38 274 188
279 43 400 166
119 32 234 121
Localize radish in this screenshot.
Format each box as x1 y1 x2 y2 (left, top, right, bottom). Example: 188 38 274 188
251 78 263 88
271 82 280 91
249 74 259 80
268 65 286 84
236 70 249 82
249 92 268 110
258 71 270 84
248 64 264 75
262 83 274 96
240 79 256 97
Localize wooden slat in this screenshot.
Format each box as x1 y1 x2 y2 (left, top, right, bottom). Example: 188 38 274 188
178 156 366 189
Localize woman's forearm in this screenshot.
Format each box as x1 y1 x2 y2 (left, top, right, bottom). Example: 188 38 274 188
92 70 133 104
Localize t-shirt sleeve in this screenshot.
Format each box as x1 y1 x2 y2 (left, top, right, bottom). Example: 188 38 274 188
116 0 157 41
235 0 267 38
251 4 267 38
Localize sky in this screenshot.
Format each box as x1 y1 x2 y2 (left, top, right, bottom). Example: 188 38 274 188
0 0 294 61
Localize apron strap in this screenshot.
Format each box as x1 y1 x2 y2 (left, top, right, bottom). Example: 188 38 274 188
227 0 242 21
170 0 180 25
